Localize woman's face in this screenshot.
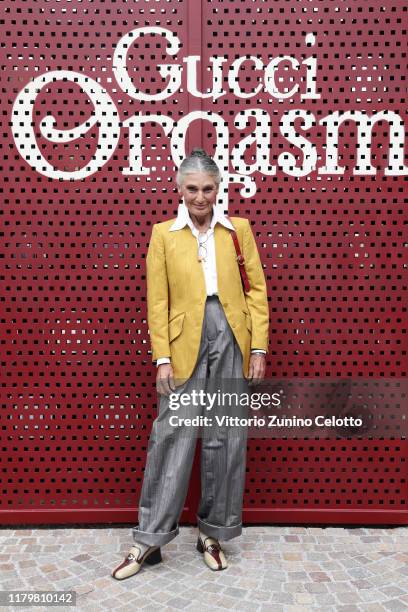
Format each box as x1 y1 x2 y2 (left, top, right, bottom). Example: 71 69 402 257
178 172 219 220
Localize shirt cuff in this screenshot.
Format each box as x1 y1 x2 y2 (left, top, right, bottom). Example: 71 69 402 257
251 349 266 355
156 357 171 366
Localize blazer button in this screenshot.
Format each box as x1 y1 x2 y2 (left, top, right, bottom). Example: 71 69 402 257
222 301 228 308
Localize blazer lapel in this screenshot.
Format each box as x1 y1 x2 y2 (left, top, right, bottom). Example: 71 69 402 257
173 227 206 296
214 224 233 297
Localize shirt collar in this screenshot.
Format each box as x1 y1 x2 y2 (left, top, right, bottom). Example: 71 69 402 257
169 203 235 232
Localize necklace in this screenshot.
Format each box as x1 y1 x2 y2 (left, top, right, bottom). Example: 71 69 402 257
197 230 210 263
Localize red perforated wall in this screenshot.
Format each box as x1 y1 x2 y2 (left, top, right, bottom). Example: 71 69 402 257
0 1 407 525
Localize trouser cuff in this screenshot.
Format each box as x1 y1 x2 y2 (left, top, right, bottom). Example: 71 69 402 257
132 524 179 547
197 516 242 541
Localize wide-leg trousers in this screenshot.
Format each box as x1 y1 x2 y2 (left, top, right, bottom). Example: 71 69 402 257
132 295 249 546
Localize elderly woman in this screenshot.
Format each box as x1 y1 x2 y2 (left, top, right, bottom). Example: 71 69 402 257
112 149 269 579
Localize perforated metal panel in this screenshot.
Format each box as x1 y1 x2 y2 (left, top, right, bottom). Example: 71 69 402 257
0 1 407 524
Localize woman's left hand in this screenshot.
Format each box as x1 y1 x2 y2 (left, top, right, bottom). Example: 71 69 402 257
248 353 266 384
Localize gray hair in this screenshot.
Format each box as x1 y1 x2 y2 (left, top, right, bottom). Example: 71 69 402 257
176 148 221 188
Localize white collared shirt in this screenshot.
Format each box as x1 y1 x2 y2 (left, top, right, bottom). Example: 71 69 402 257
156 203 265 365
169 203 234 297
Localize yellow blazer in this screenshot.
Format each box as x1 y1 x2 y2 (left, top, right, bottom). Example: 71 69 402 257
146 216 269 381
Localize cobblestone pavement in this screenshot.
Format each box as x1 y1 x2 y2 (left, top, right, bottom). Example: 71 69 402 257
0 525 407 612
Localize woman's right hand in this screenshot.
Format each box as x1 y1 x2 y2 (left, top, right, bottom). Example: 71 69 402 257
156 363 176 396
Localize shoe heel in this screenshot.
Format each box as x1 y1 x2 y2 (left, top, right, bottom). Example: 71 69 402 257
196 537 204 553
145 547 162 565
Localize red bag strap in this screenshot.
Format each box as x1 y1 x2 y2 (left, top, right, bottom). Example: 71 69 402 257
226 217 250 294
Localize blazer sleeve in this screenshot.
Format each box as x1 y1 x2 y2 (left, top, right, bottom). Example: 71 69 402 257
242 219 269 352
146 224 170 362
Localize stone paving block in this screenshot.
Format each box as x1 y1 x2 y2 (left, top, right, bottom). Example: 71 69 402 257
67 564 90 578
259 605 284 612
304 583 329 594
213 574 241 587
227 601 261 612
288 571 309 580
293 592 315 605
382 601 408 612
309 592 337 606
318 561 344 571
149 590 176 604
382 587 408 598
222 586 250 599
97 596 122 609
248 589 270 603
345 567 374 580
331 571 354 582
233 578 260 590
1 581 26 591
357 590 387 603
349 579 372 590
267 592 294 605
167 597 197 610
261 580 284 592
284 583 308 594
200 593 237 609
326 582 352 593
335 591 363 604
308 571 331 582
75 583 95 596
